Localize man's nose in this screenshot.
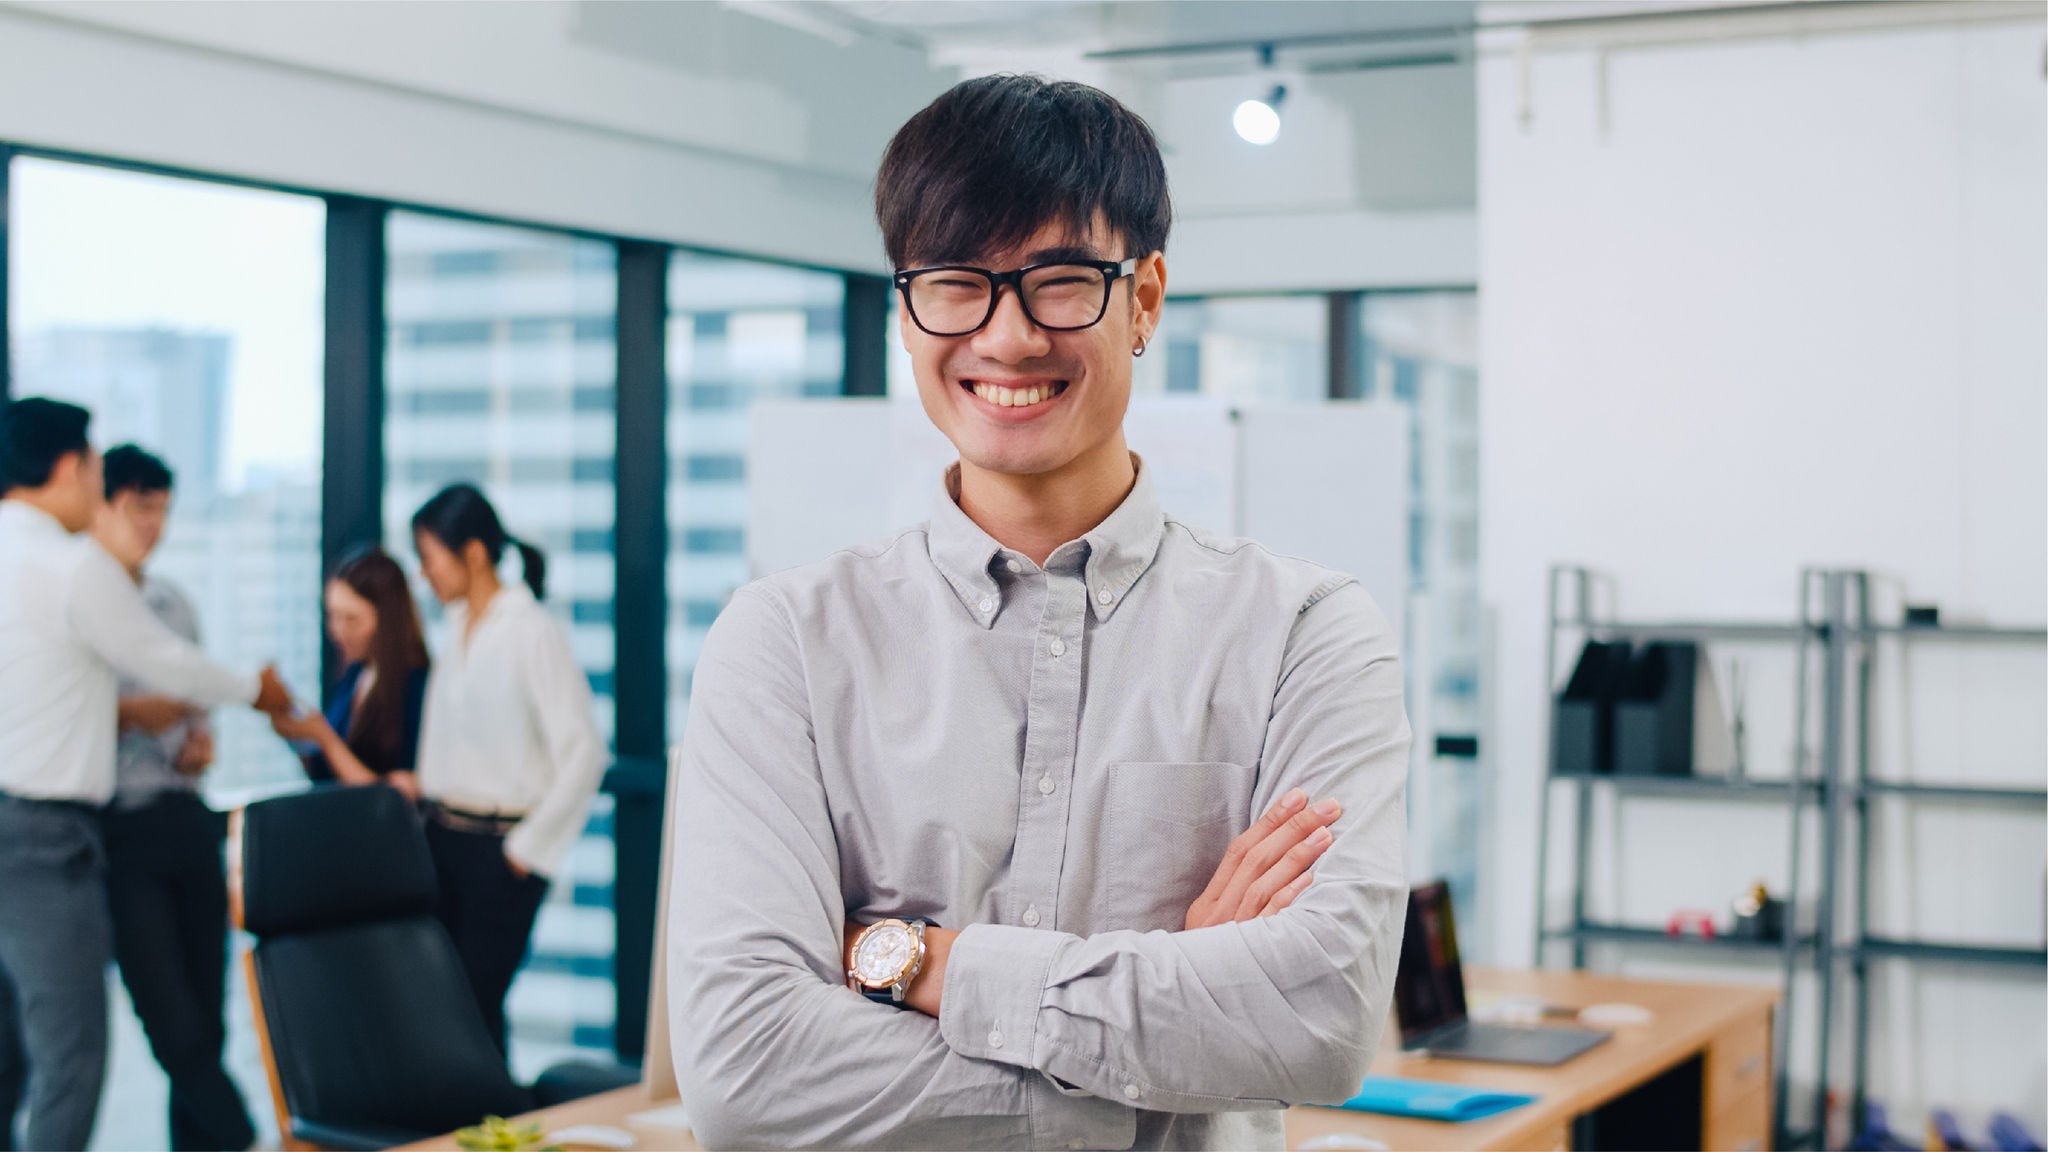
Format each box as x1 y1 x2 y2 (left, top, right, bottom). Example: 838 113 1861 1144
971 286 1053 363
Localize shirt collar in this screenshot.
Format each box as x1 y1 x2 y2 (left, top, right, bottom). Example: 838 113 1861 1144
927 453 1167 628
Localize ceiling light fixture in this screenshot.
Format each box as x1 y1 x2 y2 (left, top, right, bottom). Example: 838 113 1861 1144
1234 83 1286 146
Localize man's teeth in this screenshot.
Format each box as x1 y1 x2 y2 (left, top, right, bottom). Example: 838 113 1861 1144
972 382 1060 407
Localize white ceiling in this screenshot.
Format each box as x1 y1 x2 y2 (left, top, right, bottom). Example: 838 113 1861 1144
781 0 1478 74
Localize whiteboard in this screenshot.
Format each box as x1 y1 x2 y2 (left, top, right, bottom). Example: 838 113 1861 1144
746 397 1410 635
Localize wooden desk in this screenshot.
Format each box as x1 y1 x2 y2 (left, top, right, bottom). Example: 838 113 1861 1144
1288 968 1776 1151
399 968 1774 1152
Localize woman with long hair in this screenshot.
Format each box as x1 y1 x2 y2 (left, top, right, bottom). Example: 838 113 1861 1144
408 482 603 1056
272 545 431 799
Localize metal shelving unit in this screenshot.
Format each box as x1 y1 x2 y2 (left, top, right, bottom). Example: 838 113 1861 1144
1841 586 2048 1131
1534 564 2048 1151
1534 564 1838 1152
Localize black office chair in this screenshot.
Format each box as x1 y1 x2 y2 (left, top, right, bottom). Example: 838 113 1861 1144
233 785 637 1151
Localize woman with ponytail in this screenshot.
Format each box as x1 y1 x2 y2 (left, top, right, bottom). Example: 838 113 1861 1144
409 482 603 1056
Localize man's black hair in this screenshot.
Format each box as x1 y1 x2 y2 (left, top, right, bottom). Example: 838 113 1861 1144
103 444 175 500
0 397 92 494
875 74 1172 269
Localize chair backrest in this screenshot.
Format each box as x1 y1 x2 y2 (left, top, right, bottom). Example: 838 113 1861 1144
237 786 531 1143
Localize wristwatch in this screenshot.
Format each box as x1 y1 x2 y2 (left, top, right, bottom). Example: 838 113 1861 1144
847 917 933 1006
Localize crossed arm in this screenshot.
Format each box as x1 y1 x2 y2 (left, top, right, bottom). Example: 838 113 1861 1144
849 787 1350 1019
670 583 1409 1150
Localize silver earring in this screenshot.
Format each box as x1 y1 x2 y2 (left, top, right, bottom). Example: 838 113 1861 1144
1133 338 1148 358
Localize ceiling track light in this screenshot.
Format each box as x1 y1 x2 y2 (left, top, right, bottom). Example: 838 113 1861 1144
1235 44 1286 146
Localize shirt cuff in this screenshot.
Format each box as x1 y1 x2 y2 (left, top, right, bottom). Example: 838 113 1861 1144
502 825 558 879
937 922 1069 1071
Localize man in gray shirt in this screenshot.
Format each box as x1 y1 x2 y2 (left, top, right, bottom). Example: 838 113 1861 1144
93 445 255 1152
671 75 1410 1151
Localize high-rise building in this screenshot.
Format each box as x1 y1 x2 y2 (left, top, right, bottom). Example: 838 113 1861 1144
383 212 623 1065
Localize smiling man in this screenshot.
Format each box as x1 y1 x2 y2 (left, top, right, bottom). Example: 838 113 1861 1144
670 75 1411 1151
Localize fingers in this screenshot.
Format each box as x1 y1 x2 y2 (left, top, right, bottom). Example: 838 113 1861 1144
1210 798 1342 919
1261 870 1316 917
1235 824 1335 920
1192 787 1308 913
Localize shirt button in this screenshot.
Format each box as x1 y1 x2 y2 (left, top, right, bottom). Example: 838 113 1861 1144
989 1028 1004 1048
1037 776 1055 796
1022 905 1041 927
1123 1083 1141 1100
1048 637 1066 657
1005 558 1022 573
1096 588 1115 606
978 596 995 613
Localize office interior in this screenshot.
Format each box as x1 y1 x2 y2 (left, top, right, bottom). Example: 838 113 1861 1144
0 1 2041 1149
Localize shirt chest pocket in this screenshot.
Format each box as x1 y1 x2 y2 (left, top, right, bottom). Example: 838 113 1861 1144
1099 761 1255 932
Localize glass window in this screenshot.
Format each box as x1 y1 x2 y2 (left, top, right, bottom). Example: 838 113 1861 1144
383 211 618 1071
1357 291 1484 945
7 156 325 1150
1133 296 1328 403
667 253 844 738
7 158 326 804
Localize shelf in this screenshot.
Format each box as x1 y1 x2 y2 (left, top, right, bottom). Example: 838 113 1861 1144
1858 937 2047 967
1860 780 2047 806
1862 623 2048 642
1550 921 1817 955
1574 620 1817 642
1552 773 1820 801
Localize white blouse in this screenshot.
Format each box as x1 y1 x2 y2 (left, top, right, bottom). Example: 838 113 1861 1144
416 583 604 878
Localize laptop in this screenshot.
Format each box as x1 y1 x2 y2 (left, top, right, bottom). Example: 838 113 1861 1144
1392 880 1611 1066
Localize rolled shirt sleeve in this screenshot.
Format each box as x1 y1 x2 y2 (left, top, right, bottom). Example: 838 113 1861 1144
937 581 1410 1110
671 586 1135 1151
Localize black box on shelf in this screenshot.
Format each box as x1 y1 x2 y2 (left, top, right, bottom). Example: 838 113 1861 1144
1554 640 1632 776
1614 640 1699 776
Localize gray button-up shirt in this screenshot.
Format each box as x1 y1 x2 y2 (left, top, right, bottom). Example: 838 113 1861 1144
113 576 207 811
670 457 1410 1151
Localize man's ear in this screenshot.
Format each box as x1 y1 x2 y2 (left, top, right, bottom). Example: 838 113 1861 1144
1132 250 1168 345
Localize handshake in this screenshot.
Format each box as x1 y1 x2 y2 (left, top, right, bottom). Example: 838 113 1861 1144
253 665 295 716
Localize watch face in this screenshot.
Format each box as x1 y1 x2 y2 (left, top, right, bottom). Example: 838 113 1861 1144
853 923 914 985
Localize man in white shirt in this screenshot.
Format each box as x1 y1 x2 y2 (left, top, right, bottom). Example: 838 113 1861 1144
0 399 290 1152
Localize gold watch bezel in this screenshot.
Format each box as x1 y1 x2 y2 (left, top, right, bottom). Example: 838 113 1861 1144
846 918 928 996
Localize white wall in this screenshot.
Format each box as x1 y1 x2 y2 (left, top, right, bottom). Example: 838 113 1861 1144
1478 3 2046 1133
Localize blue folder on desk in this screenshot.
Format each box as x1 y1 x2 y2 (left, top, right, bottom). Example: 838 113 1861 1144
1335 1076 1537 1122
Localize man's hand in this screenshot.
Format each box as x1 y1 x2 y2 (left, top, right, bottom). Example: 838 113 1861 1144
253 665 293 715
1184 787 1342 930
119 695 190 735
385 770 422 803
173 729 214 775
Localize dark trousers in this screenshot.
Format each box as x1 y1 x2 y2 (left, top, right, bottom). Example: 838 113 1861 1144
424 820 548 1057
0 797 111 1152
103 792 255 1152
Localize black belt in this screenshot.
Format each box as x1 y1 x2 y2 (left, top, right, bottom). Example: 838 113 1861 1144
423 800 525 836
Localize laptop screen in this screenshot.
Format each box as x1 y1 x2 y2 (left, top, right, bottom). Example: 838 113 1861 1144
1393 879 1470 1045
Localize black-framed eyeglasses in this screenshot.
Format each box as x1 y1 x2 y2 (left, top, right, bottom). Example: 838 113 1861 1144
893 258 1138 338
